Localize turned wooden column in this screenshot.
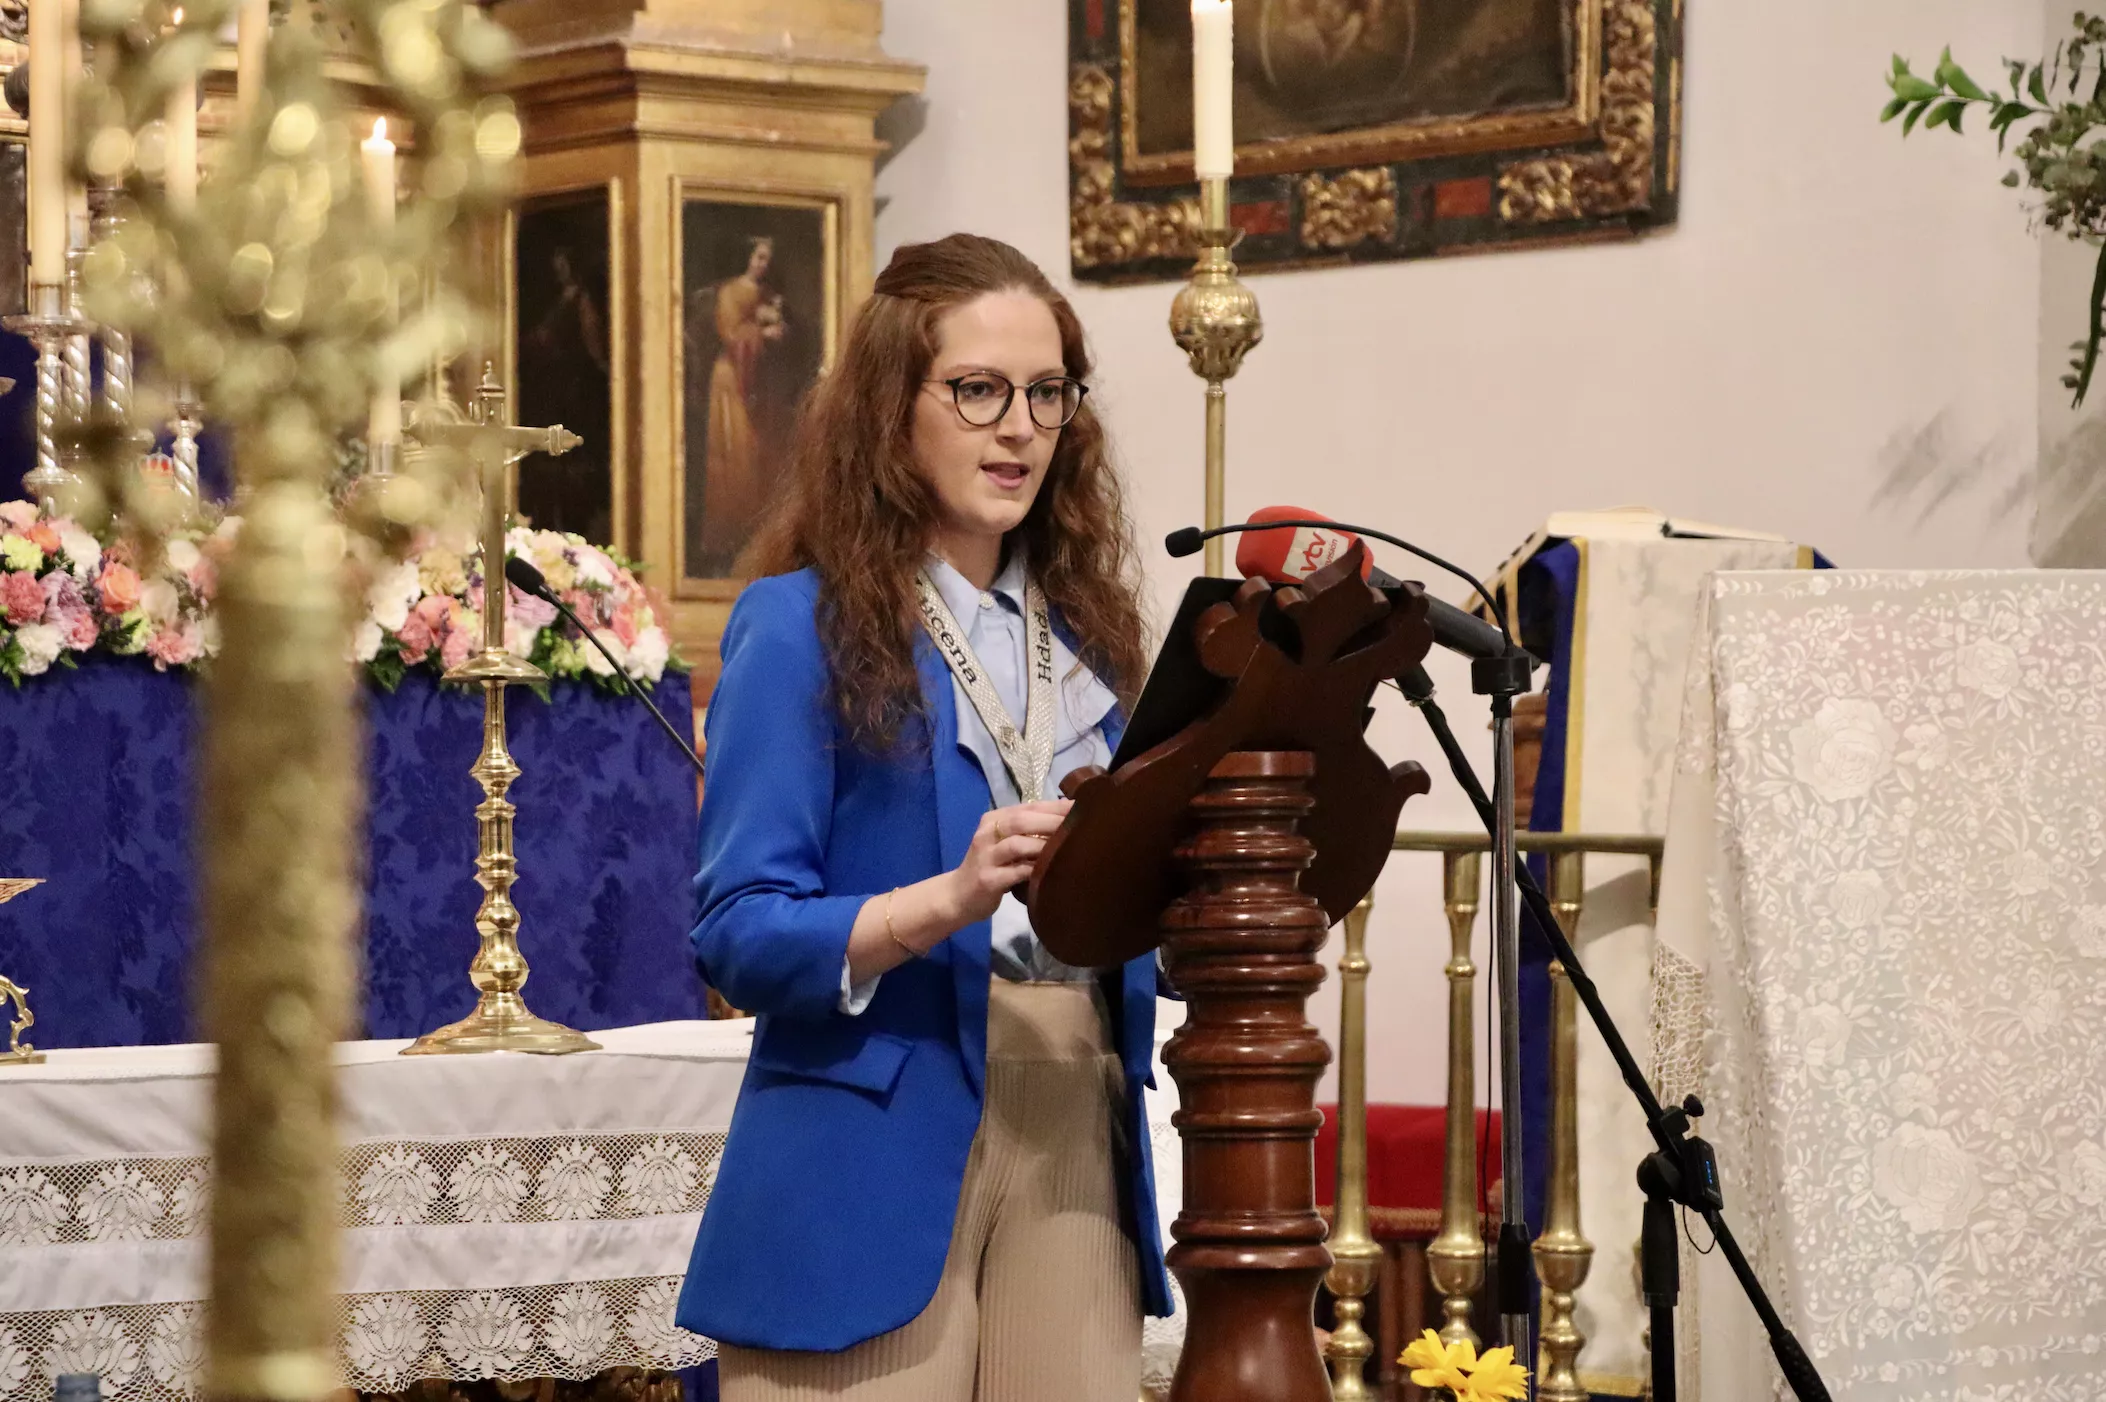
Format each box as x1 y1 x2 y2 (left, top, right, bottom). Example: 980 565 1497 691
1159 749 1333 1402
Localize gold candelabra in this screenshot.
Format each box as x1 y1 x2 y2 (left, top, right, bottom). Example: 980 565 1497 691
402 366 596 1057
1168 178 1262 576
1425 849 1486 1347
0 878 47 1065
1533 849 1594 1402
1324 893 1381 1399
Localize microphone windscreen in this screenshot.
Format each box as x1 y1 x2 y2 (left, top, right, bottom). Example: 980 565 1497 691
505 555 551 598
1233 506 1373 584
1164 526 1207 558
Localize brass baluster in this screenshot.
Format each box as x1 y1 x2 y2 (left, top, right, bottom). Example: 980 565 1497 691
1325 893 1381 1399
1426 849 1486 1347
1534 850 1595 1400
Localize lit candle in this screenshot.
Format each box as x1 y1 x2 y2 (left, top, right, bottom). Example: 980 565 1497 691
164 10 197 213
363 117 400 448
235 0 268 118
1191 0 1234 180
26 0 64 283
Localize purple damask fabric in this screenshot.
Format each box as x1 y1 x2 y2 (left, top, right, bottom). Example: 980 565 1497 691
0 656 704 1047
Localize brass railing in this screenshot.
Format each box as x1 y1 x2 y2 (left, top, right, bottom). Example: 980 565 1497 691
1324 831 1663 1399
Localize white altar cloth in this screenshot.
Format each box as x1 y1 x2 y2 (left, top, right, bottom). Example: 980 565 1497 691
0 1013 1187 1401
1651 570 2106 1402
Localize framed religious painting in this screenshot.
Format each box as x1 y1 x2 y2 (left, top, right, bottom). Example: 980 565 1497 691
676 192 836 590
1068 0 1683 281
512 186 618 546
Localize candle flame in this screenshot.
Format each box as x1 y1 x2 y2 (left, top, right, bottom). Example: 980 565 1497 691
372 117 387 142
171 5 183 20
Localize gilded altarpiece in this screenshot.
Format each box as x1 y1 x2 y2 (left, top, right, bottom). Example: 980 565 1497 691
495 0 922 694
1069 0 1682 281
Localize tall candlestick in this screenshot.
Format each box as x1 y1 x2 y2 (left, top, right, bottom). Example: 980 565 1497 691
165 11 198 214
27 0 65 283
1191 0 1234 180
60 0 85 231
363 118 400 450
236 0 268 117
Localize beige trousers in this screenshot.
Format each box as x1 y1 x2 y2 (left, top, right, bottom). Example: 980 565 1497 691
718 980 1144 1402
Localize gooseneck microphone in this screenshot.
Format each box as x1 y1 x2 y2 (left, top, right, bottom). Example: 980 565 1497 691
504 556 704 777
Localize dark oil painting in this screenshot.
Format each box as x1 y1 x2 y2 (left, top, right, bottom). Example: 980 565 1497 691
514 188 614 545
681 199 827 582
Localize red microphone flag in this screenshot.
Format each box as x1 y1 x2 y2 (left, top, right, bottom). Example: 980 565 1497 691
1232 505 1378 584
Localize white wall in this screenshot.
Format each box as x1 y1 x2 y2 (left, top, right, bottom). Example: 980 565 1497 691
875 0 2047 1104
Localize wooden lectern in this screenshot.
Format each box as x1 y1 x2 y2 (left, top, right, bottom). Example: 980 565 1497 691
1031 546 1435 1401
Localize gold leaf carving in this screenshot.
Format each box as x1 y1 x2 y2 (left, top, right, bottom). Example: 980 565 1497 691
1070 66 1200 270
1498 0 1657 224
1299 169 1398 250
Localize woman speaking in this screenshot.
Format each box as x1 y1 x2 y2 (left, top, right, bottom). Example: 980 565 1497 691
675 233 1172 1401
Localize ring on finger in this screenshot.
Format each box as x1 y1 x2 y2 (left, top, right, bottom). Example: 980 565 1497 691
992 819 1006 843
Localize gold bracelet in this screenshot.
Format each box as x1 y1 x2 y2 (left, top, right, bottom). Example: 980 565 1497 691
884 888 920 958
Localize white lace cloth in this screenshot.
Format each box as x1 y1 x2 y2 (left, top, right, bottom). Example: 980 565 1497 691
1650 570 2106 1402
0 1014 1189 1402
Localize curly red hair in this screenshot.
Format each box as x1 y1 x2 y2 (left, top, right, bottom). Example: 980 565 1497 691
740 234 1147 751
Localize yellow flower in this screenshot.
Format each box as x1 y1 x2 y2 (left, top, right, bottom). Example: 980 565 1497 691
1399 1329 1473 1393
1459 1345 1530 1402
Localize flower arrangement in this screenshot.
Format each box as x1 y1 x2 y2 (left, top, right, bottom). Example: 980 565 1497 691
0 500 679 695
352 525 675 695
1398 1330 1530 1402
0 500 223 686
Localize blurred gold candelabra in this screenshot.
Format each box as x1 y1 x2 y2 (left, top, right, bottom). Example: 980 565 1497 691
1168 177 1261 576
0 879 48 1065
1324 893 1380 1399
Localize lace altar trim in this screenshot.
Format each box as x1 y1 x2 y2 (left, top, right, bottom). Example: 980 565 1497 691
0 1280 712 1402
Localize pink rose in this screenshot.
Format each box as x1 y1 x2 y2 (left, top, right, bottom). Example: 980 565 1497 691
0 501 35 533
396 595 449 665
187 555 216 600
145 623 202 669
439 621 475 672
610 601 639 648
561 589 599 624
97 561 142 615
1 570 44 625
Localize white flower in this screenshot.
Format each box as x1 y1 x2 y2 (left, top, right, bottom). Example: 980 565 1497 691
2073 906 2106 958
0 1325 31 1396
140 578 180 624
2003 849 2055 897
1871 1263 1915 1311
502 617 538 661
448 1144 527 1224
351 618 384 663
365 559 422 633
356 1146 441 1226
146 1304 203 1392
581 632 620 677
57 522 100 579
1794 1003 1853 1069
1898 721 1948 769
46 1311 141 1389
622 1279 696 1359
0 1169 69 1245
164 539 200 575
1872 1124 1981 1233
542 1286 615 1368
620 1138 700 1215
1954 637 2021 698
1826 870 1889 930
1788 697 1896 803
573 549 615 589
536 1141 612 1221
2020 985 2065 1038
2059 1141 2106 1206
628 626 670 684
344 1295 429 1388
12 622 63 676
78 1163 166 1242
438 1292 533 1374
1890 1071 1938 1121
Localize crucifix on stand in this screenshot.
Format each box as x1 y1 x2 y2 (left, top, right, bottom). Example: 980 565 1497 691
402 364 598 1057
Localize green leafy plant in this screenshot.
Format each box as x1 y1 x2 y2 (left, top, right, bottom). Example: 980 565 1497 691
1886 13 2106 404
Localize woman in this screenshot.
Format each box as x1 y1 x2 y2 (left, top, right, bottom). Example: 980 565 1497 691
699 236 788 565
675 233 1172 1401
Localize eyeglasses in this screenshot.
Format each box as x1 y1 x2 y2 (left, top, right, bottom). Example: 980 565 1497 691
928 373 1088 431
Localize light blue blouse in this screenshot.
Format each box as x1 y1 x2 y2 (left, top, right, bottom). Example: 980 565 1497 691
840 551 1116 1013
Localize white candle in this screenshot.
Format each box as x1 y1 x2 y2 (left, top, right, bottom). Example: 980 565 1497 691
1191 0 1234 180
364 118 400 447
26 0 64 283
235 0 268 118
60 0 84 233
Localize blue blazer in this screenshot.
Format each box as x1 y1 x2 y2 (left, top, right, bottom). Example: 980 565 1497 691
675 569 1175 1352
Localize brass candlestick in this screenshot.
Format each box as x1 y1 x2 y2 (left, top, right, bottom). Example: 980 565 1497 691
1168 178 1262 576
1324 893 1381 1400
1426 849 1487 1347
4 281 89 512
1533 850 1595 1401
403 366 594 1057
0 878 47 1066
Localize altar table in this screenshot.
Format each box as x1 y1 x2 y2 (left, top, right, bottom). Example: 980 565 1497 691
0 1012 1190 1402
1651 570 2106 1401
0 659 705 1048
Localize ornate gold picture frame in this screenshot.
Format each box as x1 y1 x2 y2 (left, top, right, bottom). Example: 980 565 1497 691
1070 0 1682 281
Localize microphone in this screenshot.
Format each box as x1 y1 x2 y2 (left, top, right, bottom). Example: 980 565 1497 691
1216 506 1514 663
504 557 705 776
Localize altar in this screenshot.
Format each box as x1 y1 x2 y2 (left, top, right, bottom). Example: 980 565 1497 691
0 659 705 1048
